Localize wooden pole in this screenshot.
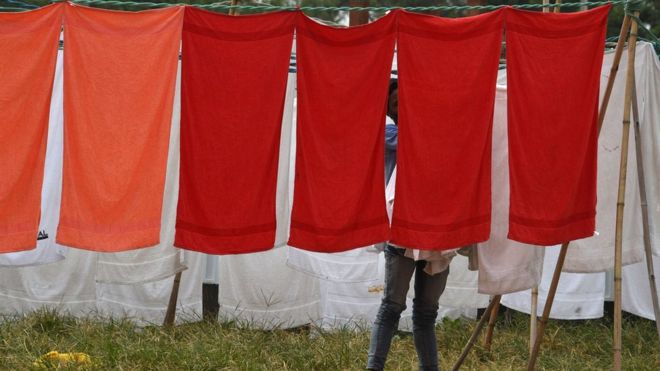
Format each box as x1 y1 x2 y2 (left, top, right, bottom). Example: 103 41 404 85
451 295 502 371
229 0 239 16
466 0 484 17
542 0 550 13
529 286 539 355
526 242 568 371
163 271 183 326
553 0 561 13
631 74 660 339
349 0 369 26
484 295 501 352
613 13 639 370
598 15 633 135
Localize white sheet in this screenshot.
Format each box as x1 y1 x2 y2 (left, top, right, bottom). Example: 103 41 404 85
502 245 606 320
96 250 203 325
622 258 660 320
563 44 649 273
218 247 321 329
635 43 660 257
477 84 544 295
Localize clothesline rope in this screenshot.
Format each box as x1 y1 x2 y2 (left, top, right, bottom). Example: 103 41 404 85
59 0 640 12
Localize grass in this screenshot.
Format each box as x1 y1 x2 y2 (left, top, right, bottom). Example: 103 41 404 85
0 309 658 370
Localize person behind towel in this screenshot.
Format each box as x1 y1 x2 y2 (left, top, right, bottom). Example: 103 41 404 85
367 79 453 371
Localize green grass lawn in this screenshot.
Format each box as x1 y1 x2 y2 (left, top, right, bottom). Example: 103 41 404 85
1 309 658 370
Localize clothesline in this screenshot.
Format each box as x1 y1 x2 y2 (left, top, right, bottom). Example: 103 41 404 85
4 0 639 12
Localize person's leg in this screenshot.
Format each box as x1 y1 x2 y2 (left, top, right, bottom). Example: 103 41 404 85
412 263 450 371
367 247 416 370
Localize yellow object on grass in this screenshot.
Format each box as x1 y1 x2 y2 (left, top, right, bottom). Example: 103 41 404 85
33 351 92 368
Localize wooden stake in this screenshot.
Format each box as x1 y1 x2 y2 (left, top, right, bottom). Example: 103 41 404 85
451 295 502 371
484 295 501 352
613 13 639 370
530 286 539 356
526 242 568 371
553 0 561 13
632 73 660 339
349 0 369 26
598 15 632 135
229 0 239 16
163 271 183 326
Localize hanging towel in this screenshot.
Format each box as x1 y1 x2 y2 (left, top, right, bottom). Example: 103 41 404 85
175 8 296 254
0 3 63 252
0 48 67 267
96 63 186 284
289 11 397 252
58 4 183 251
505 5 610 245
0 48 66 266
391 9 504 250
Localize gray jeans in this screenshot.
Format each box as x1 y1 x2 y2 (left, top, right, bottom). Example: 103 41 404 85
367 247 450 371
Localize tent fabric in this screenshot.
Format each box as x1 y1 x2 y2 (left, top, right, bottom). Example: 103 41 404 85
0 3 63 252
563 44 651 272
505 5 610 245
96 64 186 285
288 12 396 252
175 8 296 254
477 85 544 295
391 9 503 250
502 245 606 320
0 50 66 267
57 4 183 251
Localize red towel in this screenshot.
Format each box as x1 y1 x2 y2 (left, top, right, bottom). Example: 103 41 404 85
506 5 610 245
391 9 505 250
0 3 63 252
175 8 295 254
58 4 183 251
289 12 397 252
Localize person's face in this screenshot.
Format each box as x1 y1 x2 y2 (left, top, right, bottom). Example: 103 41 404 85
388 88 398 117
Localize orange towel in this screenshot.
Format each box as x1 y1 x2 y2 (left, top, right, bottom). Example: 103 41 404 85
58 4 183 251
0 4 63 253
